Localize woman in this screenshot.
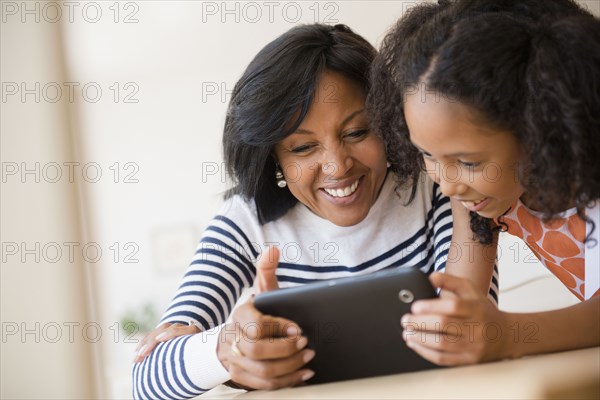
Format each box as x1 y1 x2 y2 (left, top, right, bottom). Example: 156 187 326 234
132 24 497 399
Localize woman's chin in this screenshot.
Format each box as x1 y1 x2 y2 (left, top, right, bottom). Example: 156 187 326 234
324 208 370 227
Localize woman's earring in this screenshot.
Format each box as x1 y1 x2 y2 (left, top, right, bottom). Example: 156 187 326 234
387 161 391 168
275 166 287 188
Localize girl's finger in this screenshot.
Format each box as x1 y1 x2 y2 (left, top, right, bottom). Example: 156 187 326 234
428 272 479 300
405 340 470 366
401 313 459 333
410 297 474 317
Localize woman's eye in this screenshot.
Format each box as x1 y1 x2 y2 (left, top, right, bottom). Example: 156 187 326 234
290 144 314 154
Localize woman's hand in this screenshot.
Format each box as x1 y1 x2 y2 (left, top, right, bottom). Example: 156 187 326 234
254 246 281 293
133 322 200 363
217 246 315 390
217 300 315 390
132 246 283 364
401 272 510 365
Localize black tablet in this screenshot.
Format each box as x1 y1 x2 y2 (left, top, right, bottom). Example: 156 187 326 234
254 267 440 385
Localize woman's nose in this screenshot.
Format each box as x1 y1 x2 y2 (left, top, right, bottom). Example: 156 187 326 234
321 147 353 179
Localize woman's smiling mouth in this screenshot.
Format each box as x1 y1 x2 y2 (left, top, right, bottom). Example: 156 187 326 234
323 179 360 198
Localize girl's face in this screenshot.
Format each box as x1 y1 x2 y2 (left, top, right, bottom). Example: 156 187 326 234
273 70 388 227
405 90 524 219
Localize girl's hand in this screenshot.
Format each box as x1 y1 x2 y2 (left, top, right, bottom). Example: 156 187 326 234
401 272 509 365
133 322 200 363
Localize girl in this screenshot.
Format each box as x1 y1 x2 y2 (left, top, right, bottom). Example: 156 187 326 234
368 0 599 365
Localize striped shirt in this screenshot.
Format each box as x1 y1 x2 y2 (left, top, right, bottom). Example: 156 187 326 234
132 173 493 399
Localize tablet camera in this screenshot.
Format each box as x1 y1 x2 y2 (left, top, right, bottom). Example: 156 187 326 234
398 289 414 303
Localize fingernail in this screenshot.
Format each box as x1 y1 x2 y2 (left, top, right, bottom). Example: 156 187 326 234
406 339 414 348
302 349 315 363
286 325 301 336
132 352 143 363
296 336 308 350
137 344 147 356
301 370 315 381
401 315 408 325
155 332 167 341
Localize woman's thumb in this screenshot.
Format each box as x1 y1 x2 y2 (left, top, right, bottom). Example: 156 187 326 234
255 246 280 294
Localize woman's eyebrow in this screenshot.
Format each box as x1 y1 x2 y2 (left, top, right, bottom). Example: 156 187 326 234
293 128 314 135
341 109 365 126
292 109 366 135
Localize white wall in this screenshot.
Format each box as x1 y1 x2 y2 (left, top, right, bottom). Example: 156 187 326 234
58 2 419 397
1 7 95 399
2 1 598 398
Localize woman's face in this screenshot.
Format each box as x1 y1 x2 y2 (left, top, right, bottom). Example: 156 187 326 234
404 88 524 219
273 70 388 227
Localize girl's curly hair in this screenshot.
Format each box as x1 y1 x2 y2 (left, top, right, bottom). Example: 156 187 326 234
367 0 599 244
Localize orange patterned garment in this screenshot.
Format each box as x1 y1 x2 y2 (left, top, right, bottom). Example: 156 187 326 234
499 200 599 301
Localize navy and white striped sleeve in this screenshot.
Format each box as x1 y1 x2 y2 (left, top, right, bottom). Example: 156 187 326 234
132 329 225 400
430 183 500 303
488 263 500 305
159 212 258 329
431 183 453 273
133 198 259 399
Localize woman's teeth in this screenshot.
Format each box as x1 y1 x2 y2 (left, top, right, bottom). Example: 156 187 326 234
324 180 359 198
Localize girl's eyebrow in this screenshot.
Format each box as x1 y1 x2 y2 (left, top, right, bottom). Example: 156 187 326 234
412 144 433 157
412 143 482 158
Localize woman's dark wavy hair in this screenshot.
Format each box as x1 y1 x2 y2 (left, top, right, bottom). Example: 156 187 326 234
223 24 376 224
368 0 599 244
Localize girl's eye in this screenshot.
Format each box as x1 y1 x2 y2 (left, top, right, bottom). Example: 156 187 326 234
344 129 369 140
421 153 436 162
459 160 480 168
